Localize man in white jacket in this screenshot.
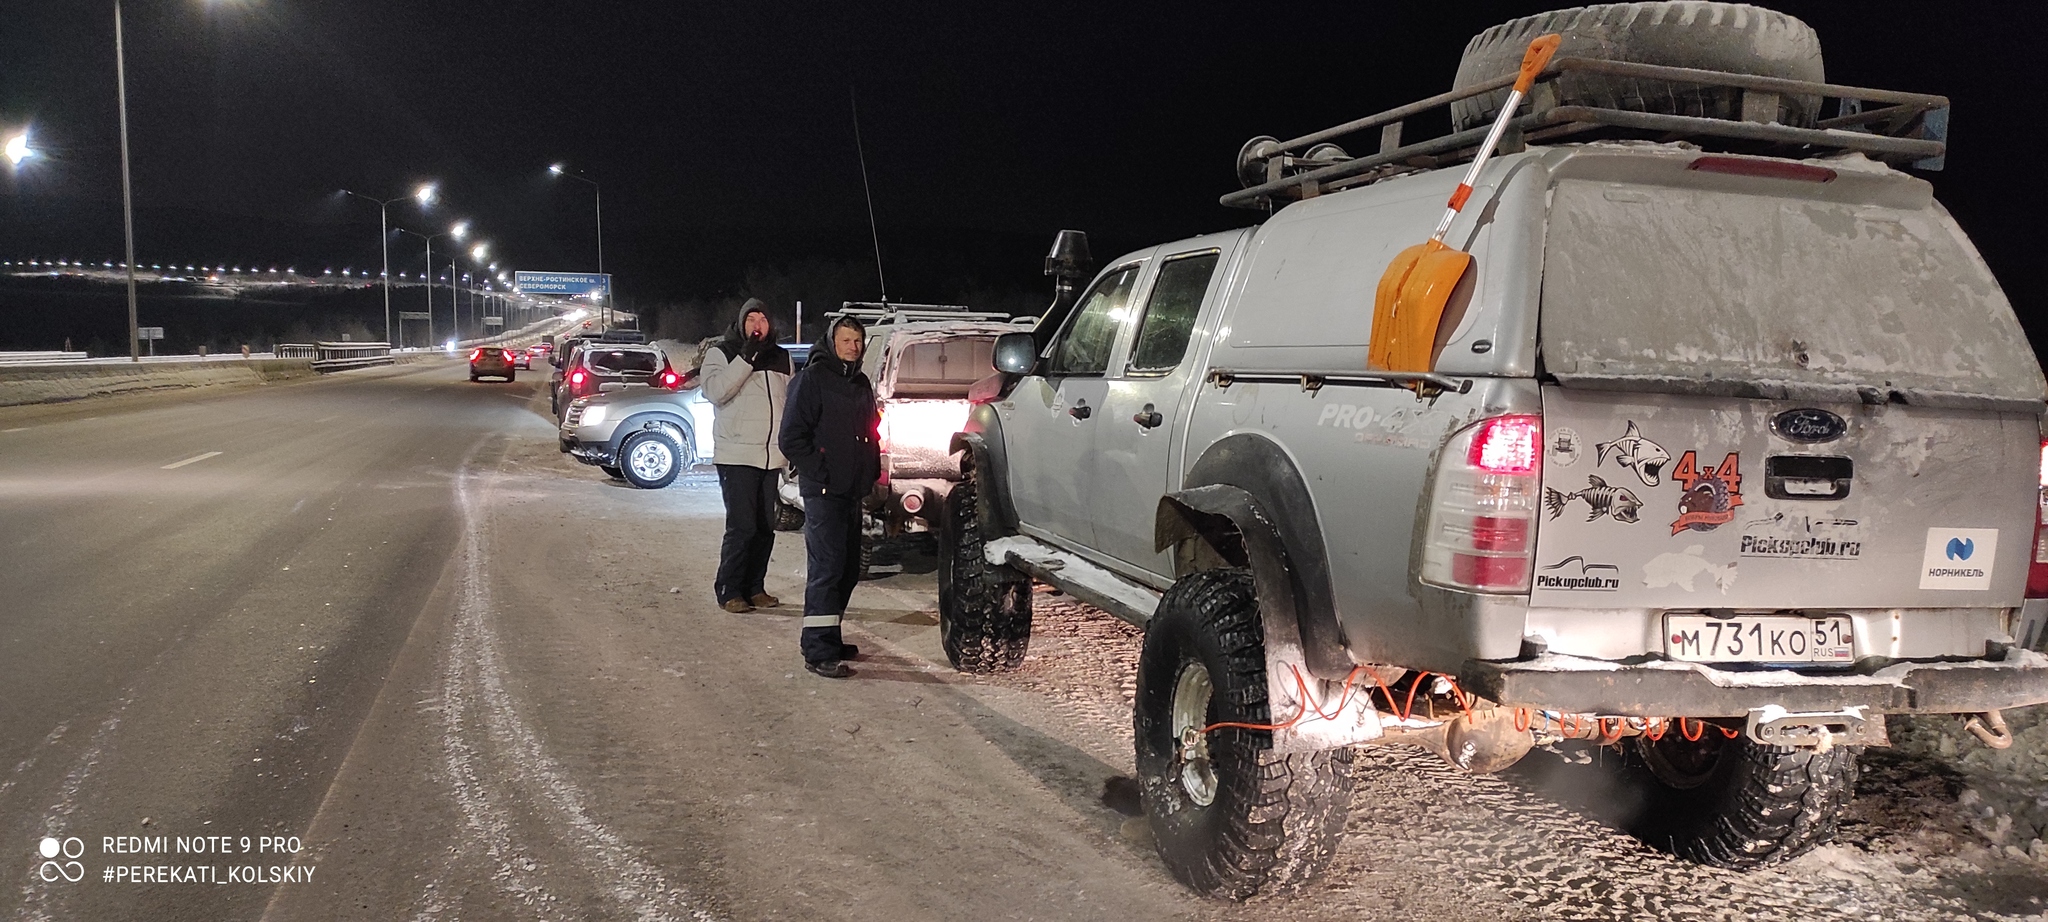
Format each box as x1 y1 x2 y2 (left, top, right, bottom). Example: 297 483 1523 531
702 298 793 613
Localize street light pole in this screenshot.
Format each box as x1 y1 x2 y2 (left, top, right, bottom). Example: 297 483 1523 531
549 164 604 328
341 184 436 348
115 0 139 362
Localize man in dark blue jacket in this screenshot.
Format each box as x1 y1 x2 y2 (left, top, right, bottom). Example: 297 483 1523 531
777 316 880 678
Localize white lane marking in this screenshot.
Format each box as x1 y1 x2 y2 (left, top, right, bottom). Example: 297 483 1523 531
161 451 223 470
2 427 26 433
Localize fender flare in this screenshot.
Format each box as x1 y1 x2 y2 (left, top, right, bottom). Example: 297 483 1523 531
948 406 1019 536
1157 435 1350 680
612 411 696 462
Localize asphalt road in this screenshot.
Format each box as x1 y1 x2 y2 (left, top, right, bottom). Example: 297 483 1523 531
4 363 2046 922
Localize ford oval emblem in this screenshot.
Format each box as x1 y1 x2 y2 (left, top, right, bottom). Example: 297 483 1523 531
1772 408 1846 443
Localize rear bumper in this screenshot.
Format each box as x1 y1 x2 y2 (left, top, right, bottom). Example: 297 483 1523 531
1460 647 2048 717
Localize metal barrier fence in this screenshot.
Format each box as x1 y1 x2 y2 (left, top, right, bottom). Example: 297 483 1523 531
308 342 392 373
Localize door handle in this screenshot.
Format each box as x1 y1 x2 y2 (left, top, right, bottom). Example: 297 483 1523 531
1068 402 1092 420
1133 403 1163 428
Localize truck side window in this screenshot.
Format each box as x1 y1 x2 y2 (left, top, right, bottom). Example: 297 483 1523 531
1127 251 1219 374
1043 264 1142 376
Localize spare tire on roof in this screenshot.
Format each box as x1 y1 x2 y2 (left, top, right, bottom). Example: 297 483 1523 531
1450 2 1825 133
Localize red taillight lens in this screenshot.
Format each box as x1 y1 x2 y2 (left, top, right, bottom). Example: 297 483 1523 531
1469 415 1540 474
656 364 682 388
1423 414 1543 593
469 349 482 362
1688 156 1837 184
570 369 586 385
2029 440 2048 598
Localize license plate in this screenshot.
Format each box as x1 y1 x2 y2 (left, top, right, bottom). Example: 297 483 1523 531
1664 616 1854 664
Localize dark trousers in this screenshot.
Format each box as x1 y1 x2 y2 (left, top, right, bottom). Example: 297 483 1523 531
715 464 779 604
799 491 864 663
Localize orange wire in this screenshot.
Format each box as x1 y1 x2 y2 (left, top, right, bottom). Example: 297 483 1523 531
1680 717 1704 741
1643 719 1668 742
1513 707 1531 732
1198 665 1366 734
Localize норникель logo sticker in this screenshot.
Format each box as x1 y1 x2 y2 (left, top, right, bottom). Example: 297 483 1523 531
1594 421 1670 487
1920 527 1998 590
1535 556 1620 591
1670 451 1743 534
1543 475 1643 524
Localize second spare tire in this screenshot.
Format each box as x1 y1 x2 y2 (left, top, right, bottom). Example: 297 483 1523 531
1450 2 1825 132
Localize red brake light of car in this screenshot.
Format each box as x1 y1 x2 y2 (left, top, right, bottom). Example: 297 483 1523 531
1687 156 1836 184
469 349 483 363
655 365 682 389
1468 415 1540 474
2029 439 2048 598
570 369 587 386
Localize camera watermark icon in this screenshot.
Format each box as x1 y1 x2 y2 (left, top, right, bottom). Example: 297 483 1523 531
38 836 84 882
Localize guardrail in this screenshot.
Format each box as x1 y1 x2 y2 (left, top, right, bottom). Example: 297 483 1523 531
276 344 319 359
309 341 393 373
0 351 92 366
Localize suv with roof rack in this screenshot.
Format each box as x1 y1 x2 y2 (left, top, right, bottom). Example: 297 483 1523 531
939 3 2048 899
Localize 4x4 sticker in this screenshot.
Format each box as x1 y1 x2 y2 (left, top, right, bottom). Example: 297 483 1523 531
1919 527 1997 590
1594 421 1670 486
1543 475 1643 524
1670 451 1743 535
1535 556 1620 591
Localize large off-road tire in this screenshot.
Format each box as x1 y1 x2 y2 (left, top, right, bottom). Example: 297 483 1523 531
618 431 683 489
936 469 1031 673
1627 728 1859 868
1134 568 1355 900
1451 3 1825 133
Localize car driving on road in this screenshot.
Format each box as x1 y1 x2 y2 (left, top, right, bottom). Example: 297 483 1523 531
468 346 515 382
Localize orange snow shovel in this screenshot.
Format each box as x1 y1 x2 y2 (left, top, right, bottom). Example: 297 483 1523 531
1369 32 1559 373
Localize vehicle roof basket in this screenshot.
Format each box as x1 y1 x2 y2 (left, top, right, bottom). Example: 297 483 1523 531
1223 57 1950 211
828 302 1013 324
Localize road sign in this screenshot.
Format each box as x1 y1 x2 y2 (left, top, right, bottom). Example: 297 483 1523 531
513 271 609 299
397 311 430 320
483 317 504 327
138 327 163 340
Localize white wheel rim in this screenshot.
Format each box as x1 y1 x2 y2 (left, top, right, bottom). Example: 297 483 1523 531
1171 662 1218 806
628 439 673 481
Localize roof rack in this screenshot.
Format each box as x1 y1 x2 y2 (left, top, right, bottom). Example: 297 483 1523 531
830 302 1013 324
1222 57 1950 211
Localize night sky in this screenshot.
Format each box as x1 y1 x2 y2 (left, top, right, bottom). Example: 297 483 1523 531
1 1 2042 332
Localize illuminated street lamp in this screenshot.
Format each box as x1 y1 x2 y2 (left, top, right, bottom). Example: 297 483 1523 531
341 182 437 345
4 130 31 167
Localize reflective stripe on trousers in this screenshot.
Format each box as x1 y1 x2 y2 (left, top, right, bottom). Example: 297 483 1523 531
801 614 841 628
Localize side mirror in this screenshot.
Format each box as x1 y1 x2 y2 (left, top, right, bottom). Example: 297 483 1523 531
993 331 1038 375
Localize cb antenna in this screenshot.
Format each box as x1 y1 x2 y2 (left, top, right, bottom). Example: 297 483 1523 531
850 86 889 305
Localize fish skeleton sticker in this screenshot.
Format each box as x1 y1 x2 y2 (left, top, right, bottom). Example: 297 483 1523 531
1671 451 1744 535
1544 475 1644 524
1594 421 1671 487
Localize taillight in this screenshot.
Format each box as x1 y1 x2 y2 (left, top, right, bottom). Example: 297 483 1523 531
656 365 682 389
2030 439 2048 598
469 349 482 363
570 369 587 390
1422 415 1542 593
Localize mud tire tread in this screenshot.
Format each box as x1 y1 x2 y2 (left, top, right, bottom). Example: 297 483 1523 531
1451 2 1825 132
1135 568 1355 900
1633 733 1859 869
936 468 1031 673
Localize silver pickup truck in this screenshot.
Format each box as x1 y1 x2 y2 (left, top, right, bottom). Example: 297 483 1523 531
940 3 2048 900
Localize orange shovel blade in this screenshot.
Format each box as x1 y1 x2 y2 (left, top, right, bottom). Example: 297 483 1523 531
1369 242 1427 370
1370 240 1471 372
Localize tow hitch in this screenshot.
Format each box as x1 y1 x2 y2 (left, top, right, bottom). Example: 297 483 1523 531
1745 705 1885 748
